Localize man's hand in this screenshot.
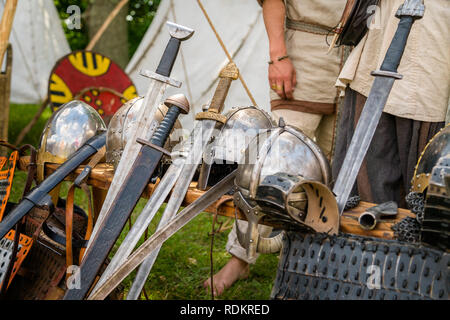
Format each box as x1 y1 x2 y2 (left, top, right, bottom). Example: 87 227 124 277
269 58 297 100
262 0 297 100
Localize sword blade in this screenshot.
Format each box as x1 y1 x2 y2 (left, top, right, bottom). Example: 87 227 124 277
333 76 396 213
88 170 237 300
90 152 186 294
88 81 166 247
126 119 216 299
64 146 164 300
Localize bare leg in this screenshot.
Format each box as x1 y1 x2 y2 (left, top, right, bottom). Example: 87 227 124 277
203 255 250 296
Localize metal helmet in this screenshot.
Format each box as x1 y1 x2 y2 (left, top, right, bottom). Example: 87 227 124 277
106 96 183 170
37 100 106 181
411 124 450 193
235 121 332 197
233 121 339 258
197 106 276 189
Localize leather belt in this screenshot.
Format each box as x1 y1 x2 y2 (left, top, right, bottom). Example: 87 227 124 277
285 17 333 36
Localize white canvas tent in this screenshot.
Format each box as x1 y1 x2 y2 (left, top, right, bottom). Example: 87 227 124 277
0 0 71 104
126 0 270 130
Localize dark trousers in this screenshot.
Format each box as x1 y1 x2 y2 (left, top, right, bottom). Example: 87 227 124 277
332 87 444 208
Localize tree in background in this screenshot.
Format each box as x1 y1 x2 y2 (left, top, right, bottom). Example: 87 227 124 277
54 0 161 67
87 0 129 68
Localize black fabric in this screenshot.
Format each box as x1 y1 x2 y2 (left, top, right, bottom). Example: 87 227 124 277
332 88 445 209
337 0 380 47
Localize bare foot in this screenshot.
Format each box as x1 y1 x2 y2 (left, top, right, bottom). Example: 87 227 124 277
203 256 250 297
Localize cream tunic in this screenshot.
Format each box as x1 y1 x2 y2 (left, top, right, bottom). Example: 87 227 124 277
337 0 450 122
258 0 347 112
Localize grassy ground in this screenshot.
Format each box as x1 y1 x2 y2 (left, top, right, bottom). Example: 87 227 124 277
6 104 279 300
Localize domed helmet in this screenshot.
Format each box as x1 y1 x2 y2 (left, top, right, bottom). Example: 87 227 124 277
234 120 339 258
197 106 276 189
411 124 450 193
37 100 106 181
106 96 183 170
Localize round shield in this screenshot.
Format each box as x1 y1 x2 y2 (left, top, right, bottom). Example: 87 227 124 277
48 50 138 123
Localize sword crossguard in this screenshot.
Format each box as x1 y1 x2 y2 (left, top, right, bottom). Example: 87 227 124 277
139 70 182 88
195 111 227 124
136 138 171 157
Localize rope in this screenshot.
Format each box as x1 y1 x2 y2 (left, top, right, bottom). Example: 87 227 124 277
196 0 258 107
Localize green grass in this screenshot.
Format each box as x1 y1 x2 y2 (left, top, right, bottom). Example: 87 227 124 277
6 104 279 300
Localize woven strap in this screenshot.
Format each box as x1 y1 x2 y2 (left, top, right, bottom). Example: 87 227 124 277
285 17 333 36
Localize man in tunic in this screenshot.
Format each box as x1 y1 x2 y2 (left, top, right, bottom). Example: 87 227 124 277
203 0 347 296
333 0 450 208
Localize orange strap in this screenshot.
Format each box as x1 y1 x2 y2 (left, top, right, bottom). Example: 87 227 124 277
0 151 18 221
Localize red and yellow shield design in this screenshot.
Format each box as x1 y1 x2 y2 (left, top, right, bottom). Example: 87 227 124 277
48 51 138 123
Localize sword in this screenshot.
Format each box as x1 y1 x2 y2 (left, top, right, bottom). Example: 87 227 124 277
88 63 239 299
125 62 239 299
333 0 425 214
88 145 188 296
0 133 106 239
88 22 194 248
87 170 237 300
64 94 190 300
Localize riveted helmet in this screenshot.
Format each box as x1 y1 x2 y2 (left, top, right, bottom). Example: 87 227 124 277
233 122 339 258
197 106 276 189
106 96 183 170
411 124 450 193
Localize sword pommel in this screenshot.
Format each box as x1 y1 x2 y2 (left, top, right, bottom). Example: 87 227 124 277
164 93 190 114
167 21 195 41
219 62 239 80
396 0 425 19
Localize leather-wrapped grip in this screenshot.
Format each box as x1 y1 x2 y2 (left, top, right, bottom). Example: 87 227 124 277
380 16 414 72
150 106 181 147
155 37 180 77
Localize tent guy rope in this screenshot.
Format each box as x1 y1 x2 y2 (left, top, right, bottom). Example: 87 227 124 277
196 0 258 107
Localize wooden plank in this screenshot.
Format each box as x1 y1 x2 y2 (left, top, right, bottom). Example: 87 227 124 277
18 157 413 240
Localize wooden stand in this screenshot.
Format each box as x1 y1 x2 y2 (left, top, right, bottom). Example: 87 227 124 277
18 157 414 240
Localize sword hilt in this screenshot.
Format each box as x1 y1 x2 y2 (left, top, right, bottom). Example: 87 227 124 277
380 0 424 73
150 94 190 148
195 62 239 123
156 22 194 77
208 62 239 114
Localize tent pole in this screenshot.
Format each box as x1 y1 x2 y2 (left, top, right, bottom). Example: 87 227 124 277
0 0 17 153
0 0 17 65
